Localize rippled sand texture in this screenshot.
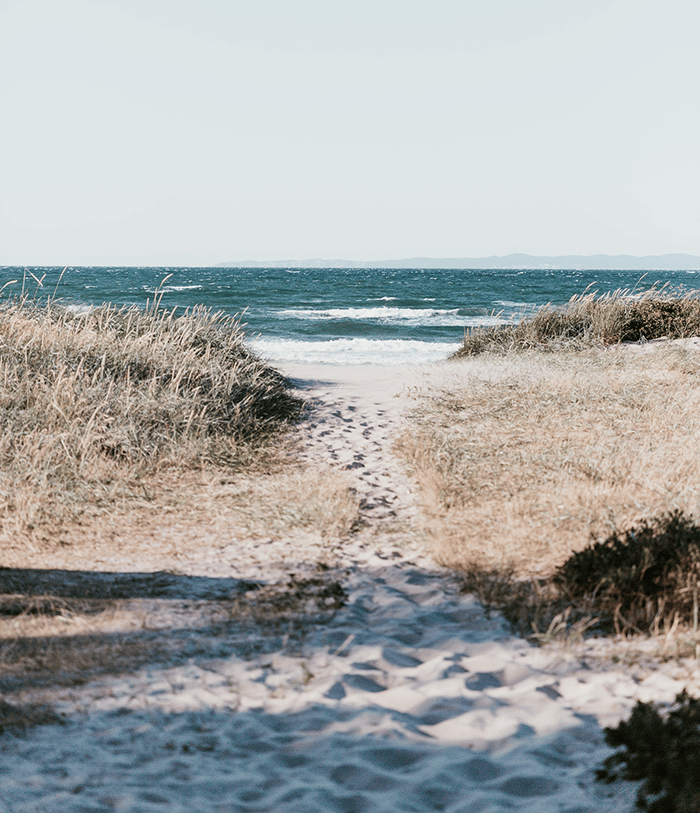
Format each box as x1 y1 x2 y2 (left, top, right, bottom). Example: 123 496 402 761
3 361 699 813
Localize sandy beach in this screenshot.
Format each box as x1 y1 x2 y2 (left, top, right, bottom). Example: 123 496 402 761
2 358 700 812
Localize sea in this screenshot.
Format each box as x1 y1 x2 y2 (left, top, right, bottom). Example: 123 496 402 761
1 265 697 366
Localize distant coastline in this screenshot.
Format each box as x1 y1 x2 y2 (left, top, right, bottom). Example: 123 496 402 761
217 253 700 271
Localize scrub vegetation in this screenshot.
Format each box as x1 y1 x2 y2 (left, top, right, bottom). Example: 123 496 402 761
456 285 700 356
0 292 359 693
597 690 700 813
0 295 303 538
398 291 700 651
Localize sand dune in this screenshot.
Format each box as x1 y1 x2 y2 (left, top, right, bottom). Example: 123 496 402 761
2 361 699 812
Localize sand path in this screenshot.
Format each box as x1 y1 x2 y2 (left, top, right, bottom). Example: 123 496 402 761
2 363 699 812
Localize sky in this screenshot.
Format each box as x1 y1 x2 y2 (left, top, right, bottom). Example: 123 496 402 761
1 0 699 266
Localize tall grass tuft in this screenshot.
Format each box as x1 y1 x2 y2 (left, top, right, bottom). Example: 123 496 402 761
398 345 700 578
0 298 302 535
398 333 700 649
456 285 700 356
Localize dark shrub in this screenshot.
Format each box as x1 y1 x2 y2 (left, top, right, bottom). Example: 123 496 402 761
597 690 700 813
554 511 700 633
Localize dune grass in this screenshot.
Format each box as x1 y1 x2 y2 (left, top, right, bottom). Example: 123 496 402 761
440 286 700 649
0 295 361 695
213 468 360 540
456 285 700 356
398 333 700 646
0 296 304 538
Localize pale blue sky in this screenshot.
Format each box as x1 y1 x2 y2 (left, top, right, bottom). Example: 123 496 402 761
1 0 699 265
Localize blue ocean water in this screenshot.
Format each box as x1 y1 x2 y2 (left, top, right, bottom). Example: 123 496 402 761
1 265 697 365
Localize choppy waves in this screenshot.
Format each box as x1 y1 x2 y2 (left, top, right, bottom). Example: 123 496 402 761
9 264 695 366
141 284 204 293
250 338 459 366
276 306 509 328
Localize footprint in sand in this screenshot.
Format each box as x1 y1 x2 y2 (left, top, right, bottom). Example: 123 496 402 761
2 364 695 812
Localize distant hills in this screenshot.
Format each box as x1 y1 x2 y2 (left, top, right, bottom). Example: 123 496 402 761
217 253 700 270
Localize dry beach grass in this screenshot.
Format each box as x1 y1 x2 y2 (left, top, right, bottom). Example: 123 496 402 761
0 295 301 537
3 289 700 808
398 290 700 657
399 343 700 575
456 283 700 356
0 296 358 693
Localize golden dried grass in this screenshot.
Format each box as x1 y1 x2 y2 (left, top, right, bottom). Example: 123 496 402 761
398 343 700 577
0 296 361 696
0 297 302 538
456 284 700 356
212 467 360 539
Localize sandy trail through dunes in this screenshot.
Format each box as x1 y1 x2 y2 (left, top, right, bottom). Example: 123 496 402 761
2 362 699 812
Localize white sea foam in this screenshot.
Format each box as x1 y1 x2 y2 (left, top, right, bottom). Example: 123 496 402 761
276 306 509 328
494 300 537 309
141 284 204 293
63 304 93 315
278 306 458 319
250 338 459 365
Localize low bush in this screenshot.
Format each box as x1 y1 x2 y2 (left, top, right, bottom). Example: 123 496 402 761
555 511 700 634
0 699 62 734
457 512 700 644
597 690 700 812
